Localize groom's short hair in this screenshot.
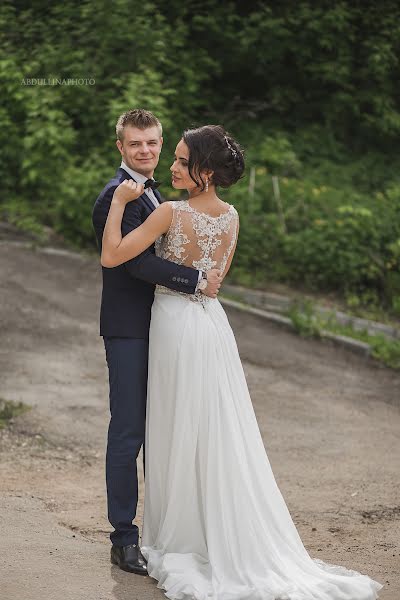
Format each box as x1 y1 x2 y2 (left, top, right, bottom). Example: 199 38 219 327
116 109 162 141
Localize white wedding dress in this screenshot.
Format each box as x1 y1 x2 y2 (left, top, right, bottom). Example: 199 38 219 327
141 200 382 600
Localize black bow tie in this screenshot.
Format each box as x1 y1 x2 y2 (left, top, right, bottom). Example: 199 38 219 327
144 179 161 190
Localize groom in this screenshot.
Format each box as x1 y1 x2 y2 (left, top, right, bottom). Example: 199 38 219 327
92 109 221 575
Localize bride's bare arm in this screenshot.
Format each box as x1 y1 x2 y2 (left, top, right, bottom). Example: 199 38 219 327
101 180 173 268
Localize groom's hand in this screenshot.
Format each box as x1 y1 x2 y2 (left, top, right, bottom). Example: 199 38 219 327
202 269 222 298
113 179 145 205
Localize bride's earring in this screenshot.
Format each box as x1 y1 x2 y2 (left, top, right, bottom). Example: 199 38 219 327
205 179 209 192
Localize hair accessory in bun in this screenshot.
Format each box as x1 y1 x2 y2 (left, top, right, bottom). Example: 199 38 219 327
224 136 238 158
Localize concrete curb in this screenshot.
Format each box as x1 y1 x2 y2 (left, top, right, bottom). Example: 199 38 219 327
220 297 372 358
222 284 399 341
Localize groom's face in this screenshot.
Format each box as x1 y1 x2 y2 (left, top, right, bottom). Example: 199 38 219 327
116 125 163 178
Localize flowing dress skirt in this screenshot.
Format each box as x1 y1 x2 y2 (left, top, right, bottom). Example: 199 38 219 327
141 293 382 600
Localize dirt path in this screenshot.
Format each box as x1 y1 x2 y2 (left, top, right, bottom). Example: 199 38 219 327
0 240 399 600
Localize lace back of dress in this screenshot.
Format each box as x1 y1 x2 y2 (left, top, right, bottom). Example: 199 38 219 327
158 201 238 275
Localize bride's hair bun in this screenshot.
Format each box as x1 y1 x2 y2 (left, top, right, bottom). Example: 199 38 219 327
182 125 245 190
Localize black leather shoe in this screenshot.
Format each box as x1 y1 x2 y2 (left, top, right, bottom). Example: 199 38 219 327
111 543 148 575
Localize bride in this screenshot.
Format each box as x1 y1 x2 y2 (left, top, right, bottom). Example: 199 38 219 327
101 125 382 600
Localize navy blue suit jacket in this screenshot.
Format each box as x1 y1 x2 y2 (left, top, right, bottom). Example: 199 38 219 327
92 167 199 338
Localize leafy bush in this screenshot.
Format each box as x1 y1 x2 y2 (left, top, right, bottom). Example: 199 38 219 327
227 140 400 315
1 1 400 317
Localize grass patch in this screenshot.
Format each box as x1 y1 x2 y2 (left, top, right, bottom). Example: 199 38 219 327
0 398 30 428
227 273 400 328
287 301 400 370
287 300 322 339
222 291 400 370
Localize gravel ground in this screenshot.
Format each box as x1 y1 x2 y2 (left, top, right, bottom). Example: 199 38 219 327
0 239 399 600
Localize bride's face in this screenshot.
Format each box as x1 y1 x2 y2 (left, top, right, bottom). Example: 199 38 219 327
170 139 205 193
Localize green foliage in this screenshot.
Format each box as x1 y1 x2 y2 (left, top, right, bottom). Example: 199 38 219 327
322 318 400 370
0 398 30 428
257 135 302 177
55 155 114 246
109 71 174 134
1 0 400 313
370 336 400 370
286 303 400 370
228 155 400 314
287 301 322 338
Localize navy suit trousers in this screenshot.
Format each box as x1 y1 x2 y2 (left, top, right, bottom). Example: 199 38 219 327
103 337 149 547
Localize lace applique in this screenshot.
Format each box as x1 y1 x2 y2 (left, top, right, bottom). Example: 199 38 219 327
163 209 190 264
154 235 163 257
156 285 210 308
220 216 239 274
190 210 234 237
192 237 221 271
177 202 237 273
155 200 239 305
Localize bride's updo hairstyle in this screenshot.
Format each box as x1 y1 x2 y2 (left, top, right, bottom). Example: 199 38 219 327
182 125 245 191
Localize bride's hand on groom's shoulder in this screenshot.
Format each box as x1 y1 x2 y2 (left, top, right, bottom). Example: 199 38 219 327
112 180 145 205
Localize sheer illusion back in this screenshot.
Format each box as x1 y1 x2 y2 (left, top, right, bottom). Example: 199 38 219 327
156 200 238 295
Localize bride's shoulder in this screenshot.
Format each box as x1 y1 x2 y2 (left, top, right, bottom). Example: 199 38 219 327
224 202 238 217
226 204 239 228
153 201 173 218
163 200 189 211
